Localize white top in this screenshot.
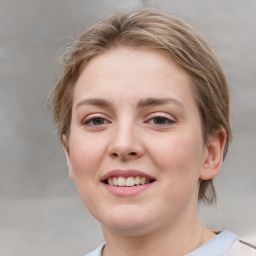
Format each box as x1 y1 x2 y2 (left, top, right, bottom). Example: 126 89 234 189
84 230 238 256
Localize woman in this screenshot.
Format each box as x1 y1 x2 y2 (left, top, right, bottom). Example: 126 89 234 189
51 8 256 256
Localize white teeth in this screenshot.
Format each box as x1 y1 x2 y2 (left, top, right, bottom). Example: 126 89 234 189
117 177 126 186
107 176 152 186
108 178 113 186
140 177 146 185
113 177 118 186
125 177 135 186
134 176 141 185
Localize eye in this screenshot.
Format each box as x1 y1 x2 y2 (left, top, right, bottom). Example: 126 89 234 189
148 116 175 125
82 116 109 126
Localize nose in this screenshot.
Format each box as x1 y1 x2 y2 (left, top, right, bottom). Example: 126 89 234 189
108 123 144 161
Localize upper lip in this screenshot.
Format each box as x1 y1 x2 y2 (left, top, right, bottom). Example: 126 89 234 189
100 169 156 182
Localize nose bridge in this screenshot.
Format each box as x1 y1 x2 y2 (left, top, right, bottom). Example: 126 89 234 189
108 116 143 160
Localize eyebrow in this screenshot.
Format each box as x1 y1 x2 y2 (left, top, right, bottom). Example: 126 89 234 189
76 98 112 109
76 97 184 110
137 97 185 109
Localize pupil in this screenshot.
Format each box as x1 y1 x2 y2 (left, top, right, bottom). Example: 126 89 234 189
93 118 104 125
154 117 165 124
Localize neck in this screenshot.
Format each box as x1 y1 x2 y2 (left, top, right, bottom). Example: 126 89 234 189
101 217 215 256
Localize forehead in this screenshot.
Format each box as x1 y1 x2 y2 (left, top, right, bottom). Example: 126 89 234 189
73 47 195 109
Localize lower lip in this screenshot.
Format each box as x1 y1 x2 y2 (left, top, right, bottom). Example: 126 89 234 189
102 182 154 196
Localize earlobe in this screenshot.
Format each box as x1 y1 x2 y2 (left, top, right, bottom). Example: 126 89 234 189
200 129 227 180
62 135 75 180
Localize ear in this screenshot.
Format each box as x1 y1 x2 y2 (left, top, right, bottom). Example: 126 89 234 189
62 135 75 180
200 129 227 180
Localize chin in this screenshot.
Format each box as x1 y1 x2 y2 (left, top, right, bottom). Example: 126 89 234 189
95 206 153 235
102 220 155 237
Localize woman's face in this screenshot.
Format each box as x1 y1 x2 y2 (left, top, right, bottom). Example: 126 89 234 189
64 47 209 236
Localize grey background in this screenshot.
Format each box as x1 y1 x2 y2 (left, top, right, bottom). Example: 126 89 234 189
0 0 255 255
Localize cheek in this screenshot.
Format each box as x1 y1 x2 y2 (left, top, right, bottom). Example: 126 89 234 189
155 132 203 168
68 131 106 181
68 135 104 209
150 130 204 193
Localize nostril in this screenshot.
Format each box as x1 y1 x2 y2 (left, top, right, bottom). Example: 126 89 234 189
109 150 140 159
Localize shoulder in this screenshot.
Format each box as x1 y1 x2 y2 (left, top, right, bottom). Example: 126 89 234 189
225 239 256 256
83 243 105 256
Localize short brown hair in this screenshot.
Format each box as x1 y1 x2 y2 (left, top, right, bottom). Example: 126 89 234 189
52 8 231 204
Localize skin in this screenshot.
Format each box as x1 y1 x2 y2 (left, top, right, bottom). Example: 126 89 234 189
63 47 226 256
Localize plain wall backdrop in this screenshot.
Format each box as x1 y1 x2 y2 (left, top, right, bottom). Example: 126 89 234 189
0 0 255 255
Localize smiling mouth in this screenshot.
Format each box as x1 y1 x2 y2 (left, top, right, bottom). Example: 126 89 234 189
104 176 155 187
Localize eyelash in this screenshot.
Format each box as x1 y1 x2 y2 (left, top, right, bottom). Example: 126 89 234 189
81 114 175 127
147 116 175 125
82 116 110 126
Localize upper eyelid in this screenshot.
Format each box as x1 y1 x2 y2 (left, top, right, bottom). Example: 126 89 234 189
80 112 176 123
145 112 176 120
81 113 110 124
147 116 175 124
145 113 177 126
